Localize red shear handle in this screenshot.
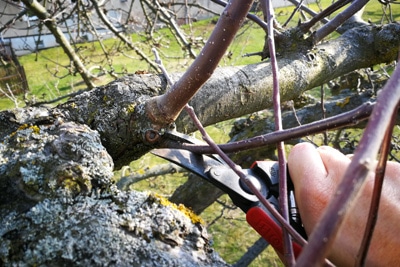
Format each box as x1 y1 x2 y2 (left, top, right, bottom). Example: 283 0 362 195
246 206 302 258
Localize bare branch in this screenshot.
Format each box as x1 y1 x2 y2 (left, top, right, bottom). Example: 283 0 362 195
295 62 400 267
116 163 187 190
299 0 351 33
145 0 255 128
141 0 197 58
179 100 375 154
355 103 397 265
0 7 27 32
262 0 294 263
89 0 160 72
312 0 369 43
20 0 95 89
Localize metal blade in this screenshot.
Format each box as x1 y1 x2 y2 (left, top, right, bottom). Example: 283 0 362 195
151 148 224 180
158 130 205 149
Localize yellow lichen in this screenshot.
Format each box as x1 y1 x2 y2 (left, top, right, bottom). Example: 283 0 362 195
127 104 136 113
151 193 204 225
30 125 40 134
10 124 40 137
336 97 350 108
137 168 146 175
18 124 29 130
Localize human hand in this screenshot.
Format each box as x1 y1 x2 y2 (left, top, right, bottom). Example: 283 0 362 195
288 143 400 266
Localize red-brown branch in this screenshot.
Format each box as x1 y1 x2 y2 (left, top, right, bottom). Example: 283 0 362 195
295 63 400 267
355 104 398 265
145 0 254 128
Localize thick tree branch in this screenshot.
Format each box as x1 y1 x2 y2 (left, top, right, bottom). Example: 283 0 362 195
2 23 398 168
177 23 400 132
145 0 254 128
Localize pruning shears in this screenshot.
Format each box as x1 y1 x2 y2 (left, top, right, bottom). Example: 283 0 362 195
151 130 307 258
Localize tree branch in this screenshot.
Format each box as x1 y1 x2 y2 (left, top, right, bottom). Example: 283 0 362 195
20 0 95 89
117 163 187 190
355 106 396 265
3 23 394 168
296 59 400 267
263 0 294 263
312 0 370 43
176 23 400 132
145 0 255 128
89 0 160 72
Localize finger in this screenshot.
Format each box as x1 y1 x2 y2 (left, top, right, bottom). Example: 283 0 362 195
317 146 351 184
288 143 329 232
288 143 327 190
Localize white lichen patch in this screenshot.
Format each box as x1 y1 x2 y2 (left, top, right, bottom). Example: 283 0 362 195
0 121 114 211
0 190 228 267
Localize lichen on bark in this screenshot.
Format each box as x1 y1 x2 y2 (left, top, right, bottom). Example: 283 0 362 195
0 118 114 215
0 109 228 266
0 190 228 267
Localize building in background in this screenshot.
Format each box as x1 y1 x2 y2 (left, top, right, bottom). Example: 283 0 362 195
0 0 301 55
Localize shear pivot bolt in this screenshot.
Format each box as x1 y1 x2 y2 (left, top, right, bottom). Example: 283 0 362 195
240 176 262 194
212 169 221 176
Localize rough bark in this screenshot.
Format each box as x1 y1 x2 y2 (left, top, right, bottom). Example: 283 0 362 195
0 117 228 266
0 189 228 266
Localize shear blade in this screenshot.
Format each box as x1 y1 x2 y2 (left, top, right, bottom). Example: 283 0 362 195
151 148 224 180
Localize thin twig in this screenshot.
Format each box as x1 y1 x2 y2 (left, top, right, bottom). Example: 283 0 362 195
299 0 351 33
141 0 197 58
0 84 19 108
355 103 398 265
179 101 374 154
263 0 294 263
312 0 369 43
30 88 90 107
152 48 173 85
283 0 304 28
321 84 328 145
89 0 160 72
296 59 400 267
184 104 307 247
116 163 187 190
285 0 330 25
